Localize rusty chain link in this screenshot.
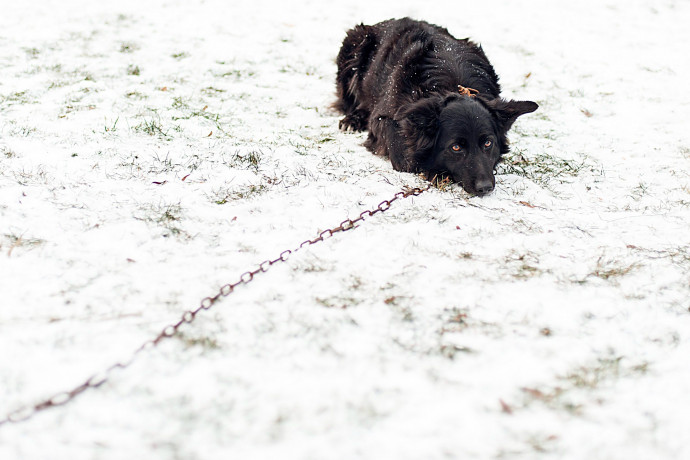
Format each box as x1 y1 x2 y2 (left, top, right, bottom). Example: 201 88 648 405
0 184 429 427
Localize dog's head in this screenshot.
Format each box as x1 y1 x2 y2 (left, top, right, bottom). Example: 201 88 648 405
395 93 538 196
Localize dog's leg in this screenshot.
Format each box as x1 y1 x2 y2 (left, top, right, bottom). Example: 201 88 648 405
387 123 409 172
339 110 369 132
366 116 411 172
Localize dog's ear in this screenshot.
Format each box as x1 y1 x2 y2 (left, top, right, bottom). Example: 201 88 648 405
484 98 538 132
395 95 447 154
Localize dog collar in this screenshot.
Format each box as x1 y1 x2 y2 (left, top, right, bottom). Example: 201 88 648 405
458 85 479 97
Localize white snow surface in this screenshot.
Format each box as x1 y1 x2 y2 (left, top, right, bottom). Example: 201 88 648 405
1 0 689 458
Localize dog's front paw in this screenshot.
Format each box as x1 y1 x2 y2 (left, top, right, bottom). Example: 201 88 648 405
339 114 367 132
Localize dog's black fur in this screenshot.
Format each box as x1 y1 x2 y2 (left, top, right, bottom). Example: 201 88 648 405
334 18 538 196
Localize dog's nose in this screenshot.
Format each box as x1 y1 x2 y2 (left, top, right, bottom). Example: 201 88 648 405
474 179 494 196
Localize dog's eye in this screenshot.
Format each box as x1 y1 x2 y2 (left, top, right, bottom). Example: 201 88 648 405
451 144 461 152
484 139 493 149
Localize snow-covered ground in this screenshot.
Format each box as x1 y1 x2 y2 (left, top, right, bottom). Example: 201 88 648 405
1 0 689 458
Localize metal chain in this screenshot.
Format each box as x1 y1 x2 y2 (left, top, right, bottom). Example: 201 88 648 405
0 184 429 427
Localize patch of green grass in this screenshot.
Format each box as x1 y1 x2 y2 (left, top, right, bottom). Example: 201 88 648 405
502 251 545 280
3 233 45 256
437 308 502 358
12 126 37 137
2 146 17 158
428 175 454 192
294 262 328 273
119 42 138 53
563 356 649 389
439 308 469 331
497 149 588 190
279 64 318 76
5 233 44 246
40 67 93 87
175 331 220 351
315 296 361 309
519 386 582 416
214 68 255 79
104 117 119 133
48 80 71 89
119 153 140 171
171 97 227 133
213 184 268 204
158 205 182 224
201 86 226 96
629 182 649 201
8 91 29 102
0 91 33 107
149 152 176 173
223 150 262 173
171 96 187 110
516 356 651 417
512 217 544 234
439 344 475 359
136 202 187 238
348 276 364 291
659 246 690 266
23 47 41 58
171 52 189 60
590 255 639 281
125 91 147 100
285 137 314 156
565 356 623 389
525 434 559 454
386 298 415 322
133 117 170 139
126 64 141 76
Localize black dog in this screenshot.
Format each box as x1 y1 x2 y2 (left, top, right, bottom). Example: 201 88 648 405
334 18 538 196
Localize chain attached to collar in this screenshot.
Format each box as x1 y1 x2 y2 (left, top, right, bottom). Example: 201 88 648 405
0 184 429 428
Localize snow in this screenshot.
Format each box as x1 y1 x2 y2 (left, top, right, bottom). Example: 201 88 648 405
1 0 689 458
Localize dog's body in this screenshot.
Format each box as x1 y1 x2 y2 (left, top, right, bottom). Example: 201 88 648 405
334 18 538 195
